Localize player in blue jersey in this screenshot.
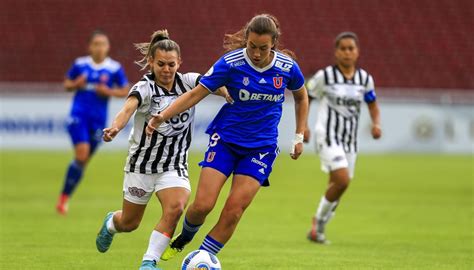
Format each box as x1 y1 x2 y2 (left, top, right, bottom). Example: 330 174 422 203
56 30 129 215
146 14 309 259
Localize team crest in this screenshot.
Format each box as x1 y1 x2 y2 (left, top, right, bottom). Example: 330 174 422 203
206 151 216 162
273 77 283 89
242 77 250 86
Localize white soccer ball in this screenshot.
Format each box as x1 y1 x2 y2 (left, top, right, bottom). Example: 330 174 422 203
181 250 222 270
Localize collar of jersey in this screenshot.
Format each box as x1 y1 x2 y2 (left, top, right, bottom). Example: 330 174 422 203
86 56 111 70
243 48 277 73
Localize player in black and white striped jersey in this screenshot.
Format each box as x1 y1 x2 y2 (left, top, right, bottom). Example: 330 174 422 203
95 30 230 270
305 32 382 244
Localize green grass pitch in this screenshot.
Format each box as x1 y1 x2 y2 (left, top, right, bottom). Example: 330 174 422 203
0 150 472 269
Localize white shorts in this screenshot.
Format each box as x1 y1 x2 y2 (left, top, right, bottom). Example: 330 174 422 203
315 141 357 179
123 171 191 205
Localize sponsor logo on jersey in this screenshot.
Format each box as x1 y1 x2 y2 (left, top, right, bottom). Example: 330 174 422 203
273 77 283 89
231 60 245 67
238 89 284 102
251 157 268 168
259 78 267 84
275 60 292 71
243 77 250 86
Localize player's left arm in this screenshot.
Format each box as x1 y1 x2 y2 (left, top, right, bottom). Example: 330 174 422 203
290 86 309 160
364 75 381 139
367 101 381 139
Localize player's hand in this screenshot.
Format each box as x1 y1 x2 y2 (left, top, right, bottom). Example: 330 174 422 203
96 84 111 97
371 124 382 139
145 115 164 136
290 142 303 160
75 75 87 89
221 88 234 104
303 126 311 143
103 127 119 142
290 133 304 160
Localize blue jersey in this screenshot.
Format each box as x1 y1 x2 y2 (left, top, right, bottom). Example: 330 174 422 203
66 56 128 123
200 48 305 148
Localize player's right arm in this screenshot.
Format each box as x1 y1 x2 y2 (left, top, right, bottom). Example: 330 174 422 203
103 96 139 142
64 59 87 91
304 69 324 142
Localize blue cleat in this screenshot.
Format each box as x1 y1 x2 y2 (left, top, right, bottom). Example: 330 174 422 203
96 212 115 253
139 260 161 270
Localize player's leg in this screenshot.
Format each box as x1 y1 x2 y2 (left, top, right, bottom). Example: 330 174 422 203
309 143 350 243
96 199 147 253
162 134 235 260
57 117 90 214
199 174 260 255
161 167 227 260
198 143 277 255
140 171 191 268
96 172 153 252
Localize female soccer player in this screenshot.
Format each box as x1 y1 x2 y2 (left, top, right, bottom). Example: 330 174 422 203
146 14 309 259
95 30 229 270
57 30 129 215
305 32 382 244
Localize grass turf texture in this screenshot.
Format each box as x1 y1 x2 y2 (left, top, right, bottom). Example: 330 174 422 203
0 151 472 269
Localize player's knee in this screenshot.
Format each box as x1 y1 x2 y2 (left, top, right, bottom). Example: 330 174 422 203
190 201 214 217
164 201 186 222
221 204 246 225
75 154 89 165
335 179 350 191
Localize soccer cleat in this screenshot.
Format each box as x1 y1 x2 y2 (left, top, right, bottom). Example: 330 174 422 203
56 194 69 215
307 216 330 244
139 260 161 270
96 212 115 253
160 233 189 261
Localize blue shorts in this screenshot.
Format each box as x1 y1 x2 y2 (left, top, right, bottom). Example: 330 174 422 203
199 133 280 186
66 115 104 152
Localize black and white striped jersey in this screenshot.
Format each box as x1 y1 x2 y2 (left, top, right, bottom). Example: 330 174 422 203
307 65 376 153
124 72 201 176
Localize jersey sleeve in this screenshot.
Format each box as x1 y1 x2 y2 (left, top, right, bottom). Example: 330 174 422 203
364 75 377 103
66 61 81 80
128 81 151 113
199 57 231 93
182 72 202 88
287 61 305 91
306 70 325 99
113 65 129 88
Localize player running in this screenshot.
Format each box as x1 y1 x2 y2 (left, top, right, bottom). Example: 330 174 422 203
146 14 309 260
305 32 382 244
95 30 229 270
56 30 129 215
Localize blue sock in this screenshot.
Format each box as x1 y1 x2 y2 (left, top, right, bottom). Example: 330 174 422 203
61 160 84 196
200 235 224 255
181 217 202 242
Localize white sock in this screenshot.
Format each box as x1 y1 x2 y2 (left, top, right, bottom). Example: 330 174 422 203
143 230 171 262
106 212 118 234
315 196 337 222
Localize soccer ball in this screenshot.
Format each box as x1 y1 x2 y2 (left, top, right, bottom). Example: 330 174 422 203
181 250 222 270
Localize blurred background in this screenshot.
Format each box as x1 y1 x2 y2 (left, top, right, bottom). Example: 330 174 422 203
1 0 473 153
0 1 473 269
